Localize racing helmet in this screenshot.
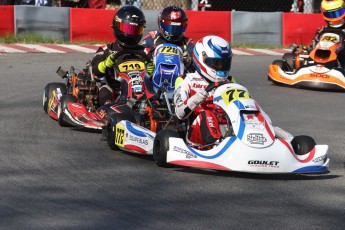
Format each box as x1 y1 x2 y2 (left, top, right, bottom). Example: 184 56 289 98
158 6 188 42
112 6 146 47
192 35 233 83
321 0 345 28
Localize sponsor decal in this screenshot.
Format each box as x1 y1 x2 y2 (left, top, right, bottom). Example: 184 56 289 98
129 134 148 145
247 133 267 144
72 103 83 109
248 160 279 168
313 154 327 163
99 109 106 118
310 73 330 79
56 88 63 100
192 83 207 89
173 146 197 159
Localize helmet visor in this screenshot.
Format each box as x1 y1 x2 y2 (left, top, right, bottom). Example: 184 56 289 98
322 7 345 19
161 21 187 36
204 57 232 71
116 21 145 36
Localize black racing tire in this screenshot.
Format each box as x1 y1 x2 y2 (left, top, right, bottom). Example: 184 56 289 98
58 95 77 127
268 60 287 85
291 135 316 156
153 129 180 167
282 53 295 71
106 113 136 150
272 59 285 69
43 82 66 113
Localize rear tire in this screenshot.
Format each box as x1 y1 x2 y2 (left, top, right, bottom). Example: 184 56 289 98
291 135 316 156
106 113 136 150
153 129 180 167
43 82 66 113
58 95 77 127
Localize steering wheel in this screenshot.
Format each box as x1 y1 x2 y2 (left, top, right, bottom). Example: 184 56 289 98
112 49 152 66
205 81 228 93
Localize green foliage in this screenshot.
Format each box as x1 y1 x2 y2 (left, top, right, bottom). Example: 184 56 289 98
0 33 108 44
0 33 64 44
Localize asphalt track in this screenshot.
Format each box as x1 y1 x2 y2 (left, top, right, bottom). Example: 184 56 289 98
0 53 344 229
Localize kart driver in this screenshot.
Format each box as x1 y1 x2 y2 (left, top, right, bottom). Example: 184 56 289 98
173 35 235 147
91 5 149 106
312 0 345 68
141 5 195 73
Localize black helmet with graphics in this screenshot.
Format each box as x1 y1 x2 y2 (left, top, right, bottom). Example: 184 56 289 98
112 6 146 47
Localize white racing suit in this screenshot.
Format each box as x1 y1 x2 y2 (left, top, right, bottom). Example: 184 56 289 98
174 71 227 146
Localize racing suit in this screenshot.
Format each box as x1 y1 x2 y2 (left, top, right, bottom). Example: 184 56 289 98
312 26 345 69
91 41 147 106
141 31 195 72
174 72 229 146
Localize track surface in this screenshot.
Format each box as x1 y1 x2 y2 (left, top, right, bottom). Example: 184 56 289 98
0 53 344 229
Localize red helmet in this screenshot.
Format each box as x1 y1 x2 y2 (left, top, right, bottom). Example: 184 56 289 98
158 6 188 42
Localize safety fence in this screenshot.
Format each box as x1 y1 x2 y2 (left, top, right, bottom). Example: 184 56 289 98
1 0 323 12
0 5 327 46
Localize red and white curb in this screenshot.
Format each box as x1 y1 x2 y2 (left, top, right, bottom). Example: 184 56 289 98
0 43 290 55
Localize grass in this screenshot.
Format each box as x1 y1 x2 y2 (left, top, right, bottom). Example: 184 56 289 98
0 33 109 45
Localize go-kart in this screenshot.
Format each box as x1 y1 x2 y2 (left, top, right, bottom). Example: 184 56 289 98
268 28 345 91
43 62 98 123
103 43 185 155
43 50 154 129
152 82 329 174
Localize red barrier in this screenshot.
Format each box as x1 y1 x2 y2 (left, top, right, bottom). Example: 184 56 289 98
0 6 14 36
70 8 115 43
185 11 231 43
283 13 326 46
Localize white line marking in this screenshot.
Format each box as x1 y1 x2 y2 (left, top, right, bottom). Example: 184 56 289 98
18 44 65 53
0 45 26 53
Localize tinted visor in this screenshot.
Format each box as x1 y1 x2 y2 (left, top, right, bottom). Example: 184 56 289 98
204 57 232 71
323 7 345 19
116 21 144 36
161 21 187 36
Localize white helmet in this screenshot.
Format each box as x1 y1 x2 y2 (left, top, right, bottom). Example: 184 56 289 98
192 35 233 82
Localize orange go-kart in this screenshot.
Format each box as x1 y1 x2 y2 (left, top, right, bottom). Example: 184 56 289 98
268 28 345 91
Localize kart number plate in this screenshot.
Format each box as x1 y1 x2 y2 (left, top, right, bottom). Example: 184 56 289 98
221 88 252 105
115 124 125 147
320 33 339 43
118 61 145 72
158 46 179 55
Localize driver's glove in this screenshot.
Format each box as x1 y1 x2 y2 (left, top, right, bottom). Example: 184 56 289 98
146 61 154 77
187 88 208 110
182 51 192 67
98 53 116 74
104 53 116 68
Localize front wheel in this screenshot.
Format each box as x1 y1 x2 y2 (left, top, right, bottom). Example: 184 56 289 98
58 95 77 127
291 135 316 156
43 82 66 113
282 53 295 71
153 129 179 167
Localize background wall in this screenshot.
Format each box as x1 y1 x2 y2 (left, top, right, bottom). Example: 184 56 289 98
0 5 326 46
232 11 282 46
15 6 70 40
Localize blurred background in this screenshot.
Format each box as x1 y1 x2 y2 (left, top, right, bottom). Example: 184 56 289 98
0 0 323 13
